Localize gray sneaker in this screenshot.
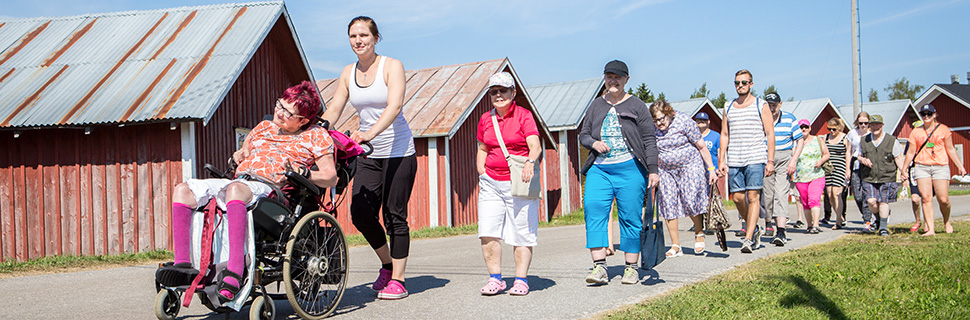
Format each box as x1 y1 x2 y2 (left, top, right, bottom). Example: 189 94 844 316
740 238 753 253
771 235 787 246
751 227 763 249
585 264 608 285
621 266 639 284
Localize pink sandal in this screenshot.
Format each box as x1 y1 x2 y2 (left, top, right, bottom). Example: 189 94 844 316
509 279 529 296
480 278 506 295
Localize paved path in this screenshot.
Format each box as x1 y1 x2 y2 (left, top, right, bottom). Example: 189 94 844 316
1 195 968 319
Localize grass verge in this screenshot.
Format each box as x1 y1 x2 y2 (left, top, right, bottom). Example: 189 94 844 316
600 221 970 319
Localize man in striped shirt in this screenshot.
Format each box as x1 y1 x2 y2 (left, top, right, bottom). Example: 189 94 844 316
762 92 802 246
719 69 775 253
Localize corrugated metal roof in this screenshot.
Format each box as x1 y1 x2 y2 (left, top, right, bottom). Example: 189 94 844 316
668 97 721 121
836 99 915 135
0 1 309 128
786 98 837 123
316 58 556 146
526 77 603 131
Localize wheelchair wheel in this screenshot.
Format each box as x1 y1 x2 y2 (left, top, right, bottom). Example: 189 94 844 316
250 295 276 320
283 211 347 319
154 289 180 320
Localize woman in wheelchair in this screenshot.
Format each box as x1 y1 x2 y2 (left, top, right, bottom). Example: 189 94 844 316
157 81 337 303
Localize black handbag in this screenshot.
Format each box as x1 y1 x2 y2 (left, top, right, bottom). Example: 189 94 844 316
640 187 666 270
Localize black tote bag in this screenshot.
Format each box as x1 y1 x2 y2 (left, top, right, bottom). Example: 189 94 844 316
640 187 666 270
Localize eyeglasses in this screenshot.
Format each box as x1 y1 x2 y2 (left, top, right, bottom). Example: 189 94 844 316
919 112 935 117
488 87 511 96
275 101 304 120
653 116 669 124
733 80 751 86
856 122 869 126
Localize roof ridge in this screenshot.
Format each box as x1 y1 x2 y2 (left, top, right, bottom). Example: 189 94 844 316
0 1 282 22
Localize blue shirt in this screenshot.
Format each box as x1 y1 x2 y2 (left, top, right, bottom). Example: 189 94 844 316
773 111 802 151
702 130 720 168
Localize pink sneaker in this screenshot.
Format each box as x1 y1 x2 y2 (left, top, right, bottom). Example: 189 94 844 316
372 268 392 291
377 279 408 300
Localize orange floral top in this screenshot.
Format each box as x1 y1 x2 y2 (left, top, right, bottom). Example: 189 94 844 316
235 120 333 184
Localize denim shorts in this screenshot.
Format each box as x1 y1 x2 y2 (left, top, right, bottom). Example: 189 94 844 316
728 163 765 193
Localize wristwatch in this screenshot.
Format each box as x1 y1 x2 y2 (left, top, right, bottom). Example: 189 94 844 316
525 159 536 163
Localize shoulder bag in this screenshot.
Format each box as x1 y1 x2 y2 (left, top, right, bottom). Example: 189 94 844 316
640 188 666 269
819 136 834 175
491 110 542 199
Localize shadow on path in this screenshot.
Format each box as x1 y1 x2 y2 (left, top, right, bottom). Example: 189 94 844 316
777 275 848 320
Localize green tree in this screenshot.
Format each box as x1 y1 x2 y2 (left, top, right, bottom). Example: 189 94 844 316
657 92 666 102
711 92 728 109
884 77 925 101
628 83 655 103
868 88 879 102
762 84 777 96
690 83 710 99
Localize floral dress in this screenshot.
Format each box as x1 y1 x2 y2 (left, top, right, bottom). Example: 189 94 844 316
656 111 709 220
794 137 825 183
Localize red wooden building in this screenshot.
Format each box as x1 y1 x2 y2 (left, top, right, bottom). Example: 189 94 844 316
0 2 316 261
911 80 970 175
317 58 558 232
788 98 841 135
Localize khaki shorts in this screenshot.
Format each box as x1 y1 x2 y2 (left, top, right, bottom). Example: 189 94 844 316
912 164 950 180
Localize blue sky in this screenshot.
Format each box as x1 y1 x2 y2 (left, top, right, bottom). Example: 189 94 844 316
5 0 970 105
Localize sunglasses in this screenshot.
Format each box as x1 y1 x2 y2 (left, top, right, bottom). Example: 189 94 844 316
800 126 810 129
488 87 511 96
733 80 751 86
275 101 304 120
920 112 935 117
827 127 838 131
856 122 869 126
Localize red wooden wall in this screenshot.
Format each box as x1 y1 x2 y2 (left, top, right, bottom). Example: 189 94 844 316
0 124 181 261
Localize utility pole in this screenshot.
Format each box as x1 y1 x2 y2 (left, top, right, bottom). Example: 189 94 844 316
851 0 862 117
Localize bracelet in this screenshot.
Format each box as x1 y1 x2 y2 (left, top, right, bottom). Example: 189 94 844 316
708 167 716 171
525 159 535 164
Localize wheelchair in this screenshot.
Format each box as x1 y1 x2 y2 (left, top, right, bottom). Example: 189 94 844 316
154 124 368 320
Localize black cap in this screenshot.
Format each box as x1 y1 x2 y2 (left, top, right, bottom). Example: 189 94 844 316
764 92 781 103
604 60 629 77
920 104 936 113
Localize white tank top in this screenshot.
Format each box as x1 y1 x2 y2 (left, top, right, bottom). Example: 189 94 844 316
347 56 415 158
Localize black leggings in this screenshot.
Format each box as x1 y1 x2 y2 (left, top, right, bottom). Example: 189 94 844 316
351 155 417 259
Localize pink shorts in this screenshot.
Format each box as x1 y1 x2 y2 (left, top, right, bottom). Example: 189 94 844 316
795 177 825 210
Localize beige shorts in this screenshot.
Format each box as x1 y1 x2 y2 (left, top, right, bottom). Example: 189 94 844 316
477 174 539 247
912 164 950 181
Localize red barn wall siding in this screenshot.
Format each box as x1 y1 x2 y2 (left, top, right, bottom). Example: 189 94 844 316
545 134 563 218
436 137 448 227
812 106 841 136
0 124 181 261
449 100 487 227
408 138 431 230
567 130 583 213
928 96 970 174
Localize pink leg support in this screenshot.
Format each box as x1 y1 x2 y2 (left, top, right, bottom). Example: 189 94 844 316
221 200 248 298
172 203 193 265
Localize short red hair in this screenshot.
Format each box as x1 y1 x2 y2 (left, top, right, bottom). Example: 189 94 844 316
281 81 322 128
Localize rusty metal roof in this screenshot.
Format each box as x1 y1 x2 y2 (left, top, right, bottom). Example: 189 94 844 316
527 77 604 131
316 58 556 146
0 1 312 128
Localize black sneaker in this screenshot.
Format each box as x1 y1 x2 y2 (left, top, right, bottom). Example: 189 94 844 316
735 229 747 237
879 229 890 237
740 238 753 253
751 227 763 249
771 236 787 246
793 220 805 229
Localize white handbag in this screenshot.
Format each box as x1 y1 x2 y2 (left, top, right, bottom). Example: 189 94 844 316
490 111 541 199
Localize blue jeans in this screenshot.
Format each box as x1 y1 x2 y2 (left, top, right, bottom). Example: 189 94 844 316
728 163 766 193
583 159 647 253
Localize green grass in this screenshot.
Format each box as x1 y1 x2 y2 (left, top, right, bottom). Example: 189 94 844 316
600 221 970 320
0 249 172 275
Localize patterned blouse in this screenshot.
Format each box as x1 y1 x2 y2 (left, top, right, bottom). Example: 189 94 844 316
794 136 825 183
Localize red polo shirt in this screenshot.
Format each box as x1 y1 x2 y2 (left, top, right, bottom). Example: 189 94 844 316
477 102 540 181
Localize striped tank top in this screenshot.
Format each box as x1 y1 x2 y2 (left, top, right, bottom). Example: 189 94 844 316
725 98 768 167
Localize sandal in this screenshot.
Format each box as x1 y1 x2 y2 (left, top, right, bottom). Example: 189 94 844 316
480 278 506 295
910 222 921 232
155 262 199 287
694 233 705 255
665 244 683 257
217 268 245 303
509 279 529 296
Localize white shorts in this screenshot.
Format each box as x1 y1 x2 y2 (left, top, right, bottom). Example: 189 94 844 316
477 174 539 247
912 164 950 181
183 178 273 210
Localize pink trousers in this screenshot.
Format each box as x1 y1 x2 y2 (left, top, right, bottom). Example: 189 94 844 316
795 177 825 210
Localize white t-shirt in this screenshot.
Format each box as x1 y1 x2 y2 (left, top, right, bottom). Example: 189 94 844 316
847 129 865 170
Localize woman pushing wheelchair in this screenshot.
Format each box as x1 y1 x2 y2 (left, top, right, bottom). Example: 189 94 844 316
156 81 338 303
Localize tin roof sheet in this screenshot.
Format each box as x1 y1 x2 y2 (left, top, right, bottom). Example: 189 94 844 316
0 1 308 128
316 58 556 146
837 99 915 135
668 97 720 121
526 77 603 131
